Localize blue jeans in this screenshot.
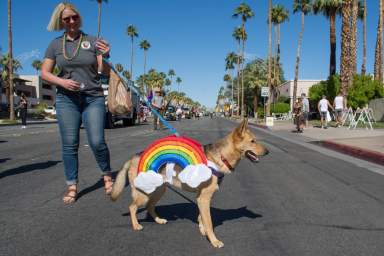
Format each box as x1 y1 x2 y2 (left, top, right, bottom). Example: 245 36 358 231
56 93 111 185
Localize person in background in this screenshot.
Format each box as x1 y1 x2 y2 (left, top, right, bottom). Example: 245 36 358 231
317 95 334 129
301 93 310 128
151 89 164 130
333 92 345 128
41 2 113 204
293 98 304 133
19 93 28 129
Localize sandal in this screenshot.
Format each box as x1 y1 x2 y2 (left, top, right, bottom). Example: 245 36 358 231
103 175 114 195
63 186 77 204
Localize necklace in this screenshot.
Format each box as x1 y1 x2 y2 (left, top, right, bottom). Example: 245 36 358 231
62 32 83 61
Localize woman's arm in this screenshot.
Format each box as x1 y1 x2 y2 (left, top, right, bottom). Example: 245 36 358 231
95 39 111 75
41 58 80 91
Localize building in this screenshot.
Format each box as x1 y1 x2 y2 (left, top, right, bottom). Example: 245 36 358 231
0 75 56 107
277 79 323 110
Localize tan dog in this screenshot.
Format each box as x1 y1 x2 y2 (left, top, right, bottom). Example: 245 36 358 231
111 119 268 248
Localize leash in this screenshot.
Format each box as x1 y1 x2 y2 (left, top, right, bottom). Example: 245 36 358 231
103 57 180 137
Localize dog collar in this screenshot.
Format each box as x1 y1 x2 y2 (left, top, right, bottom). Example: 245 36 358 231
221 155 234 171
207 161 224 181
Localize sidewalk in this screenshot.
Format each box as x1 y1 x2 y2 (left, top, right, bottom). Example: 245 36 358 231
248 119 384 166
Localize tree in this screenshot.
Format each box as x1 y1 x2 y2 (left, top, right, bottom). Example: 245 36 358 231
292 0 312 108
122 70 131 81
1 54 22 111
93 0 108 38
168 69 175 90
271 4 289 102
340 0 352 97
139 39 151 94
361 0 367 75
350 0 364 75
374 0 383 82
233 3 254 117
31 59 42 74
8 0 15 120
176 77 182 94
267 0 272 116
115 63 123 73
232 26 243 115
225 52 237 115
312 0 342 76
127 25 138 80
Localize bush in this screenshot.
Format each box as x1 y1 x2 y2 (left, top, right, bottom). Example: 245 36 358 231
347 75 384 109
271 102 290 113
34 103 48 115
309 74 383 109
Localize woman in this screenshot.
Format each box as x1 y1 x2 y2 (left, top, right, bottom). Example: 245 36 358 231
41 2 113 204
19 93 28 129
293 98 304 133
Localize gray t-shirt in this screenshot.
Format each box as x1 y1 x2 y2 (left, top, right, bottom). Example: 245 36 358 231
44 32 103 96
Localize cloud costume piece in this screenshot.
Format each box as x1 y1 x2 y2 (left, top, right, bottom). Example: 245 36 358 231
134 171 164 194
178 164 212 188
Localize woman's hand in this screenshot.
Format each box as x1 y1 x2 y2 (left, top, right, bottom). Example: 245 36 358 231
95 38 110 57
60 79 80 91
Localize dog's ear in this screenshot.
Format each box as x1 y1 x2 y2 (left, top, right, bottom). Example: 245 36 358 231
235 118 248 136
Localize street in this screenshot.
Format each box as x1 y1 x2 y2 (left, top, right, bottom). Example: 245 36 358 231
1 118 384 256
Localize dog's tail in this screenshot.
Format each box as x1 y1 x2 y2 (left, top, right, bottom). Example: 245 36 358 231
110 160 131 201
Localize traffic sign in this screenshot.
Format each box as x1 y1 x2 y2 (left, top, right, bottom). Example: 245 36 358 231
261 87 269 97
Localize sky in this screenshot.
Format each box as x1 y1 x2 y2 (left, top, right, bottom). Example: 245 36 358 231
0 0 381 108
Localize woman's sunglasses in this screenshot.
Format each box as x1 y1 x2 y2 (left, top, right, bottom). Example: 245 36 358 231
62 15 79 24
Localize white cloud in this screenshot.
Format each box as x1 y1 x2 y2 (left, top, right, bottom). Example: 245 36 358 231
134 171 164 194
178 164 212 188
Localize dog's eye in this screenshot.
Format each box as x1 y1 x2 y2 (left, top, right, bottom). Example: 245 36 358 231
251 139 256 143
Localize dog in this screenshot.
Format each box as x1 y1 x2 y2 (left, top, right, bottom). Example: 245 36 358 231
110 119 268 248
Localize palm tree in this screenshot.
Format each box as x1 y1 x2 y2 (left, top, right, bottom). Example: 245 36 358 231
139 39 150 93
233 3 254 117
31 59 42 75
374 0 383 82
292 0 312 108
340 0 352 96
168 69 175 90
361 0 367 75
271 4 289 102
176 77 182 94
1 54 21 114
267 0 272 117
313 0 342 77
115 63 123 73
350 0 364 75
232 26 243 116
122 70 131 81
8 0 14 120
93 0 108 38
225 52 237 115
127 25 138 80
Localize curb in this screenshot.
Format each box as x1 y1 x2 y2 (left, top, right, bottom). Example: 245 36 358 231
248 122 271 130
0 120 57 127
321 140 384 166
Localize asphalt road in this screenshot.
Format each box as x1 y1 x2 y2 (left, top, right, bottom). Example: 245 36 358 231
1 118 384 256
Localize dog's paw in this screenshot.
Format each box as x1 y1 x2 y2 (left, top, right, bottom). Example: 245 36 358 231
198 223 206 236
132 224 143 231
155 217 167 224
211 240 224 248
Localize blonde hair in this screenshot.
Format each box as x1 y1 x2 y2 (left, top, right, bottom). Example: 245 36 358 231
47 2 82 31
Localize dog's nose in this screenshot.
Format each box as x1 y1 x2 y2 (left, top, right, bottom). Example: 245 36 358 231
264 149 269 155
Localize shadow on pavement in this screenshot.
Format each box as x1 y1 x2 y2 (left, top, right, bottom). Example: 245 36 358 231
0 158 11 164
122 203 262 228
76 170 121 200
0 160 61 179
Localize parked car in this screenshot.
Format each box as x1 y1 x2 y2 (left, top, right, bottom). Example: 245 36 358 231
44 106 56 115
182 107 192 119
164 106 177 121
